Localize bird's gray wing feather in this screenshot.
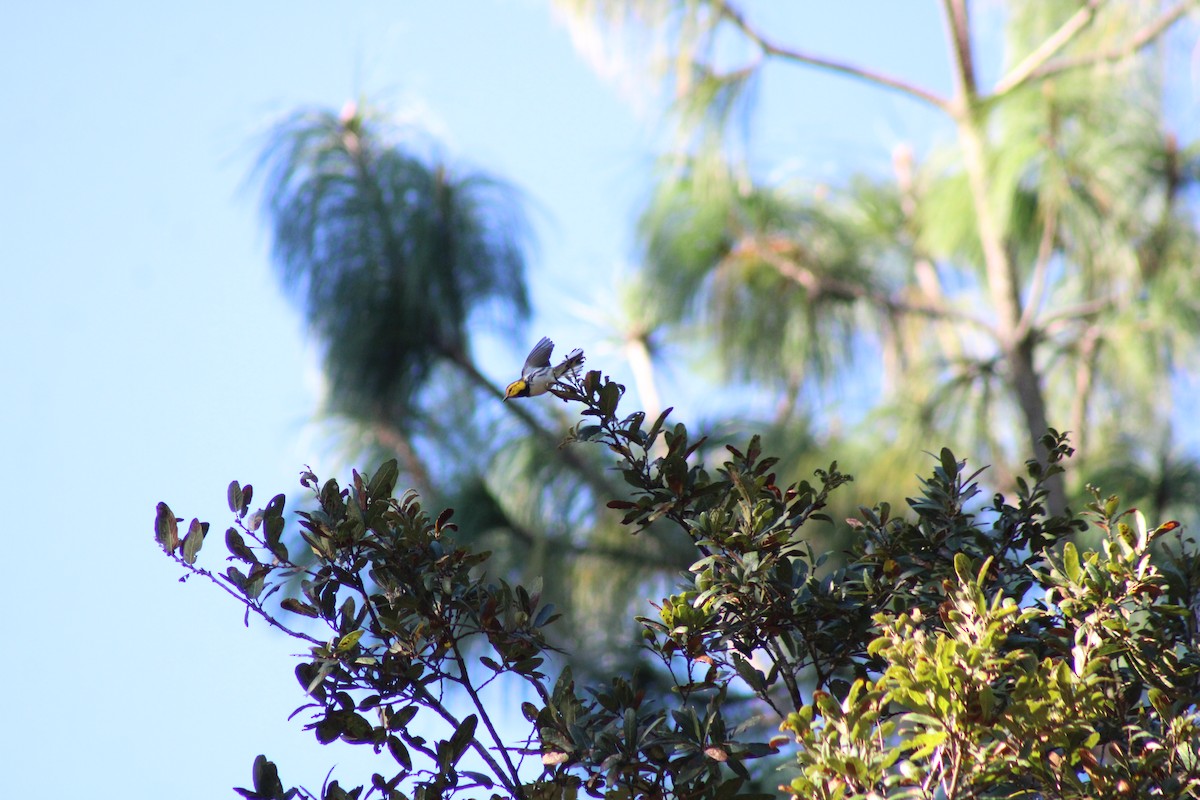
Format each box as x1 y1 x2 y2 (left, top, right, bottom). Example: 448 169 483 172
523 337 555 373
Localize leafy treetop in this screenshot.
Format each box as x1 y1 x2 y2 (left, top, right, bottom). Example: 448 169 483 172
157 368 1200 799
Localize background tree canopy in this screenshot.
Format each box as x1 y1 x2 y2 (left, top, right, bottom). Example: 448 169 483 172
250 1 1200 676
25 2 1200 798
154 2 1200 797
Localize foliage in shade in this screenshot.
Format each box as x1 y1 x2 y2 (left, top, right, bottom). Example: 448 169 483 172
159 366 1200 799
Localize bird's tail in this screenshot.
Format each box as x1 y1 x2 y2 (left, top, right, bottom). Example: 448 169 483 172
555 348 585 379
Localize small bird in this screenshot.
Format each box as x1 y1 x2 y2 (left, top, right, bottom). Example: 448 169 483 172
504 337 585 400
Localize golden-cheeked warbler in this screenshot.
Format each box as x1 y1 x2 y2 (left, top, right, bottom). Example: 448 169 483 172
503 337 585 400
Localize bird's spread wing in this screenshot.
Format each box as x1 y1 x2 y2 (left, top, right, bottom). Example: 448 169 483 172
523 337 554 373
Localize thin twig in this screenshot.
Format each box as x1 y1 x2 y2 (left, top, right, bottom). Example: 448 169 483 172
450 644 526 798
946 738 963 799
172 555 325 646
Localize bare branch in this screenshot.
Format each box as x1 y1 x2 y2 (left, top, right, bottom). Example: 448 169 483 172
718 3 950 111
992 0 1104 97
173 555 326 646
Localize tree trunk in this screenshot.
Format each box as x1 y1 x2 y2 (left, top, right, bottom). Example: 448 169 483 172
946 0 1068 515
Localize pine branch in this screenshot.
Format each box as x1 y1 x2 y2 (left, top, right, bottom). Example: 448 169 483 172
995 0 1197 97
734 235 997 338
718 2 950 111
942 0 978 100
370 420 435 500
992 0 1104 97
1040 296 1118 331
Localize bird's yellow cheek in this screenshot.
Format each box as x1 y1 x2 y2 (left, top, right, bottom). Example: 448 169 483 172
504 380 527 400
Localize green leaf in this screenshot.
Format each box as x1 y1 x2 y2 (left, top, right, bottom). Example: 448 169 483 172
265 492 286 516
461 771 494 790
907 729 948 760
225 527 258 563
1062 541 1081 584
294 663 327 701
1132 509 1149 551
244 565 269 599
387 736 412 770
316 711 343 744
228 480 243 514
336 629 365 652
940 447 958 479
512 657 544 675
226 566 247 591
447 714 478 765
732 655 767 693
155 502 180 553
390 705 418 731
261 494 288 563
251 755 284 798
599 381 622 419
341 711 374 743
281 598 320 618
953 552 973 584
1104 494 1120 519
368 459 399 499
645 406 673 444
978 683 995 721
182 518 207 564
902 713 945 730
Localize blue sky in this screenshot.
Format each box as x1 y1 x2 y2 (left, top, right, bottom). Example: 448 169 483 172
0 2 986 796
